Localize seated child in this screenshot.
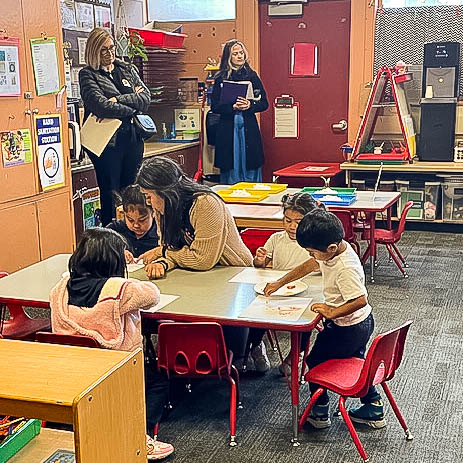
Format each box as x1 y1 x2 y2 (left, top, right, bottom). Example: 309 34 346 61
249 193 322 374
107 184 158 262
265 209 384 429
49 228 174 460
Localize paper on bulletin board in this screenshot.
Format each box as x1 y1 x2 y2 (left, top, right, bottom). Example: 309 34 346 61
0 37 21 97
174 108 200 131
60 0 77 30
1 129 32 168
30 37 60 96
34 115 65 191
77 37 87 65
82 187 102 229
274 106 298 138
95 6 111 29
75 2 95 32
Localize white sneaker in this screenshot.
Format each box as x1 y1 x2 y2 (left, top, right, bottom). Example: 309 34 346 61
251 341 270 373
146 434 174 460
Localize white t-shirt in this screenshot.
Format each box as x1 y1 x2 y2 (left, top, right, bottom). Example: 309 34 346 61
264 231 310 270
316 242 372 327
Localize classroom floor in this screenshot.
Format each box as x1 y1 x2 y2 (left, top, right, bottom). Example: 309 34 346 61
155 230 463 462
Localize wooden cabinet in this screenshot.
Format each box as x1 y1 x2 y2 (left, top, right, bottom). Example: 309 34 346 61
165 145 200 178
0 0 75 272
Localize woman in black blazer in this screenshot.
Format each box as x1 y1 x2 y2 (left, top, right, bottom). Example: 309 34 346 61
79 28 150 225
211 39 269 184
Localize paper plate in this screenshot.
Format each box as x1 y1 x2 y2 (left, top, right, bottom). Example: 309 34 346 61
254 280 308 297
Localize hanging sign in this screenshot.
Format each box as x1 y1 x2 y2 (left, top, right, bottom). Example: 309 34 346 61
273 94 299 138
30 37 61 96
34 114 65 191
82 187 102 229
0 36 21 97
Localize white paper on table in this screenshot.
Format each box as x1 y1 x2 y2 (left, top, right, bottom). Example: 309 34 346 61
141 294 179 313
228 268 287 284
239 296 312 322
127 263 145 273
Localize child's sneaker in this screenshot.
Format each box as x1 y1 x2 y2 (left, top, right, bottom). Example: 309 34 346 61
348 400 386 429
251 341 270 373
146 434 174 460
306 403 331 429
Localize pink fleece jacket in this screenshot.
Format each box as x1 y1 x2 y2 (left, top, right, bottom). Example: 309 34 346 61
50 276 160 351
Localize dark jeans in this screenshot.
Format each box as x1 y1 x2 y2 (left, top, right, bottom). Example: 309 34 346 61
248 328 311 353
222 325 249 360
306 313 381 406
88 129 144 226
145 357 169 435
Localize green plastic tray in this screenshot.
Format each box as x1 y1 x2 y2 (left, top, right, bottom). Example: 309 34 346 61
0 419 41 463
301 187 357 194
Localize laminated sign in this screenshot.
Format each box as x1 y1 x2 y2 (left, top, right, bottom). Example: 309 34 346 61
35 114 65 191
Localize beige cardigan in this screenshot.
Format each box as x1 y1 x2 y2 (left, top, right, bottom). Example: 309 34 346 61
161 193 252 271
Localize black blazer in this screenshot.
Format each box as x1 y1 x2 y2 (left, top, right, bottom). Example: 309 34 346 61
211 65 268 171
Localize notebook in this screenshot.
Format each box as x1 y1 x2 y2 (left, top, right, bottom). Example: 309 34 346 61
220 80 254 105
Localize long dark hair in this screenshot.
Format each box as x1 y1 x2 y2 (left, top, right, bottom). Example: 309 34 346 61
69 228 128 279
136 156 213 250
216 39 251 80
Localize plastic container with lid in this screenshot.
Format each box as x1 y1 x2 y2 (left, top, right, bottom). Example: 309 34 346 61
128 28 186 49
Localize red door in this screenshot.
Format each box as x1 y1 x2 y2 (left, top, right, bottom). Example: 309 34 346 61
259 0 351 181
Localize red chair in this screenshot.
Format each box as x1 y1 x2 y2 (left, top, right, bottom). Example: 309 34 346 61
35 331 100 348
240 228 279 257
0 271 51 339
362 201 413 278
331 210 361 255
157 322 240 446
298 321 414 462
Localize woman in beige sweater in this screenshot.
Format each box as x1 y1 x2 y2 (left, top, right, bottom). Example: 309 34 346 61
136 155 253 363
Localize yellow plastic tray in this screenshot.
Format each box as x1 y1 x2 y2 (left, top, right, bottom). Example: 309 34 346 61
228 182 288 194
216 189 270 203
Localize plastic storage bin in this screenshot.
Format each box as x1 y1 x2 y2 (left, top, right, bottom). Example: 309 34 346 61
128 28 186 48
442 177 463 222
396 180 440 221
0 419 41 463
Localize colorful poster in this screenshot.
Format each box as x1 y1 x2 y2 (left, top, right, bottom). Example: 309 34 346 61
1 129 32 167
35 115 65 191
30 37 60 96
0 37 21 96
82 187 102 229
94 6 111 29
60 0 78 30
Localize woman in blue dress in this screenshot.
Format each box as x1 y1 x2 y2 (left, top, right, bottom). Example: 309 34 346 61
211 40 269 183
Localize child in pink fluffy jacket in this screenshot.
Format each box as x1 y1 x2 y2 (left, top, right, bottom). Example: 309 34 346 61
49 227 173 461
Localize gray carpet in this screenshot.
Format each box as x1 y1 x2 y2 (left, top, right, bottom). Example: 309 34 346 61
157 231 463 462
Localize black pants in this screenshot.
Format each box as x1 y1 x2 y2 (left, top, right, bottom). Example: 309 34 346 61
306 314 381 405
88 129 144 226
145 358 169 435
222 325 249 359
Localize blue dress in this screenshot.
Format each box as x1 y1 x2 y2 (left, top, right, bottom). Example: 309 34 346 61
220 112 262 184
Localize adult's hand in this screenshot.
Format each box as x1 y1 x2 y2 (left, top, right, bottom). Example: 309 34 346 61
145 262 166 280
135 86 144 93
138 247 163 264
234 97 251 110
108 96 117 102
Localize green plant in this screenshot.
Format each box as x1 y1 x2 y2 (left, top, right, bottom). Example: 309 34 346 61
127 30 148 62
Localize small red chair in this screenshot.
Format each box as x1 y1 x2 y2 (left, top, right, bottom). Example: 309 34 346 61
0 271 51 339
331 210 361 255
298 321 414 462
240 228 279 257
35 331 100 348
157 322 240 446
362 201 414 278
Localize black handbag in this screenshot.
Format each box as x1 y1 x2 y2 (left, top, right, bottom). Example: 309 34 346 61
206 110 220 146
133 114 157 139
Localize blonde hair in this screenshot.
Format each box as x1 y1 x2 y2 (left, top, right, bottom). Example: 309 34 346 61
227 41 248 77
85 28 113 70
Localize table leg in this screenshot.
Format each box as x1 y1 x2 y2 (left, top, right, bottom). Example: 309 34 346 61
290 331 301 446
369 212 376 283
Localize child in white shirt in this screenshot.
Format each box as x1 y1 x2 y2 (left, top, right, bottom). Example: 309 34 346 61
250 193 322 373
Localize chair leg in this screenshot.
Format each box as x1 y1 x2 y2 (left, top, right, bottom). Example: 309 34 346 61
153 423 159 440
230 365 242 408
381 383 414 441
266 330 277 351
298 387 325 431
338 396 370 462
391 242 408 267
228 377 237 446
386 244 408 278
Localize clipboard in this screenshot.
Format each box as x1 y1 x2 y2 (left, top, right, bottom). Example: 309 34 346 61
80 114 122 156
